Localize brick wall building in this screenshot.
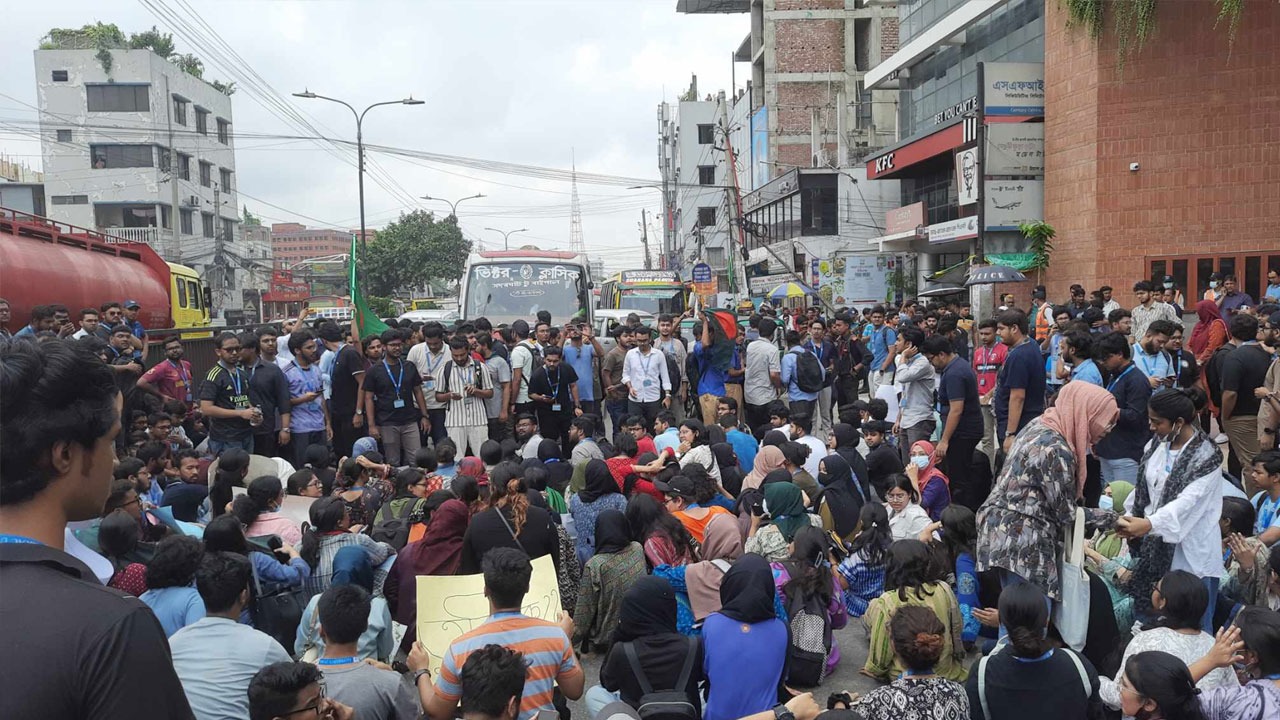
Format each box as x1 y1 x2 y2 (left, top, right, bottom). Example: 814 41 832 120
1043 0 1280 304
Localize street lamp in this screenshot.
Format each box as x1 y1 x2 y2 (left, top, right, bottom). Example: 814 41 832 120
291 89 424 256
484 227 528 251
421 193 486 220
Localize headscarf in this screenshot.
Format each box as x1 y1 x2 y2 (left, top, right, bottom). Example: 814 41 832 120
593 509 631 555
816 453 860 538
1038 382 1120 495
1187 299 1225 355
457 457 487 485
1093 481 1135 559
685 514 744 620
831 423 873 502
537 439 564 463
762 469 793 486
742 446 786 491
762 430 789 449
763 482 809 542
352 437 379 458
578 459 620 504
910 440 949 494
716 553 776 624
832 423 860 453
331 545 374 591
408 499 469 575
712 443 745 497
613 576 678 643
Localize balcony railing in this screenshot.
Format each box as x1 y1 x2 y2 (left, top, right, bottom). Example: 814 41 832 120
98 226 160 246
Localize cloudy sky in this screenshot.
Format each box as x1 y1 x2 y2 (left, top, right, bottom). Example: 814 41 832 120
0 0 749 271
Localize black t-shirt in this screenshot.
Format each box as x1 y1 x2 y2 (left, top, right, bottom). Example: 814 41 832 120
246 360 290 433
964 648 1103 720
363 359 423 426
329 346 366 416
161 482 210 522
601 634 704 713
865 442 905 497
1221 343 1272 417
938 356 983 441
458 506 560 575
198 363 253 441
0 544 194 720
528 364 580 416
994 339 1047 439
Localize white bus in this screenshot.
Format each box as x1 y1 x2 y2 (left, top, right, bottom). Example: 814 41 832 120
459 248 593 327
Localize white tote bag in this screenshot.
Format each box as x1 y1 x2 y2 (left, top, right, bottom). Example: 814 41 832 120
1053 506 1090 651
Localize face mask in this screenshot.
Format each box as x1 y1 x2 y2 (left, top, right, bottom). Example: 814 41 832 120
1210 281 1219 288
1163 282 1173 289
910 456 929 470
1098 495 1114 511
1156 421 1183 444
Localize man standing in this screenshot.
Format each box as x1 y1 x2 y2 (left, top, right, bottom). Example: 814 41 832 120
528 346 581 447
830 310 867 424
692 321 729 425
257 326 282 365
507 320 542 421
1066 285 1090 319
743 317 782 436
1094 332 1151 484
284 330 333 468
0 339 193 720
329 328 368 460
922 336 984 510
407 323 450 447
1217 274 1255 317
655 314 688 421
1131 319 1178 391
199 332 260 455
0 297 10 338
805 318 837 437
121 300 147 354
621 327 670 426
366 330 430 466
315 322 344 402
138 337 195 410
239 331 291 460
972 318 1007 466
436 336 493 457
71 308 100 339
864 306 897 399
1130 281 1179 341
1221 314 1272 490
600 325 634 435
15 304 56 337
892 327 936 462
1099 285 1120 317
993 310 1046 456
477 333 512 442
562 323 603 418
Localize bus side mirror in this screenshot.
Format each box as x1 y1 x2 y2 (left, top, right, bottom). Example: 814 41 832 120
587 281 594 289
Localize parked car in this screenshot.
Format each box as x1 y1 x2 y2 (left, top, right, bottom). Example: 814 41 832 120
594 308 654 354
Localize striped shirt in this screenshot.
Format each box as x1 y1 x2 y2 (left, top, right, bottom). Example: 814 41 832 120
440 359 491 428
433 612 580 720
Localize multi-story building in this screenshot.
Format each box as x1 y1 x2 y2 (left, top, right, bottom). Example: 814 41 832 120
35 47 239 275
270 223 352 269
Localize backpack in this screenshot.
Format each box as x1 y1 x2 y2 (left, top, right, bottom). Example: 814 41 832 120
793 349 824 394
784 585 833 688
439 360 489 395
368 498 421 550
621 637 700 720
515 342 544 389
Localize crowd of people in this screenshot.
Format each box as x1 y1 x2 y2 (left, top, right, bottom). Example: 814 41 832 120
3 267 1280 720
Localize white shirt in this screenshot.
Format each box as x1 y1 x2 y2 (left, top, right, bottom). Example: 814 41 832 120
406 343 449 410
744 338 782 406
622 346 671 402
887 502 931 541
1124 439 1224 579
509 341 539 405
796 435 827 477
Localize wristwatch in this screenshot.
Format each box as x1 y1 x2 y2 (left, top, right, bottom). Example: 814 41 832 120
771 704 795 720
355 408 364 416
412 668 431 685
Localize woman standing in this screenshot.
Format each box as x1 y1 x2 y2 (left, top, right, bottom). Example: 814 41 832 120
745 482 824 561
813 453 865 542
702 554 789 720
1188 300 1229 366
570 459 630 566
573 510 647 654
976 381 1118 600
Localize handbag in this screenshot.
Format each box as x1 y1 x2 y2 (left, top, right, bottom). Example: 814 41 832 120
250 555 306 651
1053 506 1091 652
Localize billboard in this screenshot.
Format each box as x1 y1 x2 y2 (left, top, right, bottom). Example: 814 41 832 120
984 180 1044 231
817 254 895 306
955 147 979 206
751 106 770 190
982 63 1045 117
985 123 1045 176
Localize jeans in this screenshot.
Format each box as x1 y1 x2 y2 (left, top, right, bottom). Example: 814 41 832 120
208 436 253 456
604 398 629 437
290 430 326 469
1201 576 1220 633
584 686 622 719
1099 456 1140 484
426 408 448 446
381 422 422 466
446 425 489 457
897 418 937 464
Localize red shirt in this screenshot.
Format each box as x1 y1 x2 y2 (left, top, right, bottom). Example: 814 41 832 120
140 359 195 405
972 342 1008 397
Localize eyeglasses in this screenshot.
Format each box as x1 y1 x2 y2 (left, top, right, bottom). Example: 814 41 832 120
278 683 327 717
112 497 140 511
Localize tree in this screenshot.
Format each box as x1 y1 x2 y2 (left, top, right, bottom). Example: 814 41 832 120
242 206 261 227
128 26 175 58
172 53 204 78
210 79 237 96
363 210 471 297
1018 221 1057 285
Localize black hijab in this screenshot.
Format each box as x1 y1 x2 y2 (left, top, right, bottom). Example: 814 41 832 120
711 443 745 497
717 553 776 624
578 459 619 504
539 439 573 493
762 468 792 486
593 509 631 555
613 575 678 642
831 423 873 502
816 453 861 538
762 430 788 449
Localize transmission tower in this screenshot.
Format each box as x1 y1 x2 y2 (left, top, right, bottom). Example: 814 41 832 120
568 151 585 255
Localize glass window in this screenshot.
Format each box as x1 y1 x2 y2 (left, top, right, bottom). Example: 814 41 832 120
216 119 230 144
189 280 202 309
697 124 715 144
1196 257 1215 298
89 144 155 168
202 213 215 238
219 168 233 190
180 209 193 235
176 277 188 308
697 207 717 227
698 166 716 185
87 85 150 112
199 162 212 188
56 129 72 142
195 109 208 135
173 97 187 125
178 154 191 180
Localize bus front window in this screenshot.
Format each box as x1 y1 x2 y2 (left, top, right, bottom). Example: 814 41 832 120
465 262 590 324
618 288 685 316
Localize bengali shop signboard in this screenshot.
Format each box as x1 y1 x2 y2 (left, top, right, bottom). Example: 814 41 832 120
982 62 1045 117
885 202 926 235
986 123 1045 176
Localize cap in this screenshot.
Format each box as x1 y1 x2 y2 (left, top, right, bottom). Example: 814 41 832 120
123 299 141 309
1268 310 1280 328
1163 275 1174 282
653 476 696 499
1031 288 1046 299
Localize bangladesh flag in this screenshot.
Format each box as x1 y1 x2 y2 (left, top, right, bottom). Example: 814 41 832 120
701 308 739 373
349 235 388 339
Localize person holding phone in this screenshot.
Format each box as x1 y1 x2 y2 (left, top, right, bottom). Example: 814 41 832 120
1131 320 1179 392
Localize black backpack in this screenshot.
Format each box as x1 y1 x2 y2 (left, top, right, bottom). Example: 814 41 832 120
368 498 421 550
249 555 305 651
794 349 824 394
784 585 833 688
622 638 700 720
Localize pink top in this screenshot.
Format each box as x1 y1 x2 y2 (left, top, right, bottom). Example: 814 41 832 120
246 511 302 545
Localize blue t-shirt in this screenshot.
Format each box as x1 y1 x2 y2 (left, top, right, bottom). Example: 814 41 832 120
994 339 1047 440
693 341 728 396
726 428 757 472
702 613 788 720
864 324 897 370
563 342 596 401
1072 359 1105 387
938 356 983 441
1045 333 1065 386
1252 491 1280 537
1131 343 1174 382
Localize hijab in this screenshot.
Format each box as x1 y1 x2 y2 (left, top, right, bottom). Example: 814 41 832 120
762 469 792 486
613 576 678 643
578 459 620 504
712 443 745 497
458 457 487 484
910 440 948 493
763 482 809 542
352 436 379 458
831 423 873 503
816 453 861 538
407 499 469 576
1187 299 1225 355
1038 382 1120 494
762 430 789 449
742 446 786 491
593 509 631 555
685 514 744 620
331 545 374 591
537 439 564 463
716 553 776 624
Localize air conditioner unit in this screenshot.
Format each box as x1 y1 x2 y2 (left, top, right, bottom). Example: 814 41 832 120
184 195 201 208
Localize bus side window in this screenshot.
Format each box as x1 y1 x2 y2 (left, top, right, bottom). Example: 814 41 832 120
176 277 188 308
190 281 202 310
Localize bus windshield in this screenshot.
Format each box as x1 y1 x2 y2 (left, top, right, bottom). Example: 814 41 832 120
464 261 590 324
618 287 686 315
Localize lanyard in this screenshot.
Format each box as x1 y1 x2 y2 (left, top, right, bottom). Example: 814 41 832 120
1107 364 1135 392
170 359 189 385
1136 347 1162 376
547 367 561 399
383 359 405 396
316 656 360 666
0 534 42 545
220 362 242 395
1013 649 1055 663
810 342 823 362
639 350 653 381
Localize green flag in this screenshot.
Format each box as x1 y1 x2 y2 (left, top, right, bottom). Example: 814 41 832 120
349 234 388 340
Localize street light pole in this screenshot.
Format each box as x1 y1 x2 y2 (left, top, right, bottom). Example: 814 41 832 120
485 226 528 251
421 193 486 221
291 90 424 257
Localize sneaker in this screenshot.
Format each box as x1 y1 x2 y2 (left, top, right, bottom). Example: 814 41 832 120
1214 433 1229 444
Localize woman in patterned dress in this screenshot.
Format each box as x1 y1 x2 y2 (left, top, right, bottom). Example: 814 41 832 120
851 605 970 719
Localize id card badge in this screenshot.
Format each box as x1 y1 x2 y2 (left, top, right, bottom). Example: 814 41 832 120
643 379 653 388
393 399 406 409
424 379 434 391
551 403 562 412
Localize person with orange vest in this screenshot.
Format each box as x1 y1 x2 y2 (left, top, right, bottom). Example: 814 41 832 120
1030 286 1055 342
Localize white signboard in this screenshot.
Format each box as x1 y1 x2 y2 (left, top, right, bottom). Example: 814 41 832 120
955 147 979 206
986 123 1045 176
984 180 1044 231
927 216 979 244
749 273 791 295
983 63 1045 117
818 255 895 306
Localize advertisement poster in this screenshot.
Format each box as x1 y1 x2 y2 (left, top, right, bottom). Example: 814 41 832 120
984 180 1044 231
985 123 1045 176
817 254 895 306
955 147 979 206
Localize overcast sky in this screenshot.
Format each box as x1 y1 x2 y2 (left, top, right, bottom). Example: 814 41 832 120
0 1 749 271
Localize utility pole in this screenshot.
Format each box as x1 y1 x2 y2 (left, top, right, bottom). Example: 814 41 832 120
639 209 652 270
718 91 747 301
212 181 225 319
